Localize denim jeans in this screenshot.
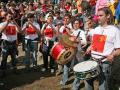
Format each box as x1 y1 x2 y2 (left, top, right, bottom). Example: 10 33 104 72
24 39 38 67
85 63 111 90
61 58 75 85
72 50 84 90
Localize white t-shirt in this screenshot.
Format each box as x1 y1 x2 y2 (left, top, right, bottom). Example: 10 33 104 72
22 21 40 40
0 22 18 41
71 29 87 45
90 25 120 59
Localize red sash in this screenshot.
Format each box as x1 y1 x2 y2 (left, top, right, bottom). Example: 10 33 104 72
44 28 53 38
6 26 16 35
92 34 107 53
26 27 36 35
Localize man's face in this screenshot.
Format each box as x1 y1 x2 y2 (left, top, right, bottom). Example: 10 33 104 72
97 10 108 26
63 16 70 25
73 20 80 29
86 18 93 28
28 17 34 22
47 16 53 23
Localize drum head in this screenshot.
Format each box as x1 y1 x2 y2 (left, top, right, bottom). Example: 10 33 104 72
57 47 76 65
60 34 78 48
73 61 98 72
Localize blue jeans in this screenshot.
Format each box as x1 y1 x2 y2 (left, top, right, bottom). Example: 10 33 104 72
72 50 84 90
24 39 38 67
61 59 75 85
72 78 81 90
85 63 111 90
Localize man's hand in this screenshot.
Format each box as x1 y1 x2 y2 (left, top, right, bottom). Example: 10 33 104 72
106 54 114 63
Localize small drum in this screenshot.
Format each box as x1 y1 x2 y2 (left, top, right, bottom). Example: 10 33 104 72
50 42 76 65
73 60 100 80
60 34 78 48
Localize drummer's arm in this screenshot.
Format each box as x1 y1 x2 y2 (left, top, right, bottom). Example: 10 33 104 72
41 23 47 35
85 44 92 54
65 27 73 35
51 25 57 35
28 21 40 34
111 48 120 57
106 48 120 62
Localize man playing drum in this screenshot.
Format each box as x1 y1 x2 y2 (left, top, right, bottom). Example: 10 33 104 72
59 14 73 86
59 14 87 86
71 19 87 90
85 7 120 90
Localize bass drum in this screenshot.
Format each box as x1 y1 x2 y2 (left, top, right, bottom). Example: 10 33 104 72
50 42 76 65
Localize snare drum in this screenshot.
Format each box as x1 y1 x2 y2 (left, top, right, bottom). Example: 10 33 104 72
50 42 76 65
73 60 100 80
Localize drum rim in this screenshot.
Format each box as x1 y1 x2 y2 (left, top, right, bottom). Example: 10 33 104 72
57 49 66 60
50 42 59 55
61 34 78 48
57 48 76 65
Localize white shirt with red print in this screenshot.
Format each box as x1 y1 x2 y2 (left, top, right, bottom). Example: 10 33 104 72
90 25 120 59
22 21 40 40
0 22 18 41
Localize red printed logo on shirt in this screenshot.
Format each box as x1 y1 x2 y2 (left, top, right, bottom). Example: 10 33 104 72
92 34 107 53
44 28 53 38
26 27 36 35
6 26 16 35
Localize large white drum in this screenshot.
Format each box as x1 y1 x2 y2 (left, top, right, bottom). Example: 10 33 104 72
73 60 100 80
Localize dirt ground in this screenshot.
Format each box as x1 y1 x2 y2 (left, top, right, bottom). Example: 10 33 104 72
0 45 120 90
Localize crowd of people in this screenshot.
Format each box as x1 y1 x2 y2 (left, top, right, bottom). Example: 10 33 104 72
0 0 120 90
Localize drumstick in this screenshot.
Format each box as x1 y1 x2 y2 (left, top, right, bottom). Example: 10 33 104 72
76 31 81 39
91 53 107 58
101 58 107 62
91 53 107 62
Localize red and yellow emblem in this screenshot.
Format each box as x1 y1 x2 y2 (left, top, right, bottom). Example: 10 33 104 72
92 34 107 53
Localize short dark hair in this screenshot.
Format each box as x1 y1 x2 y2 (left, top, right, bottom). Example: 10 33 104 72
27 13 34 18
64 13 71 19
